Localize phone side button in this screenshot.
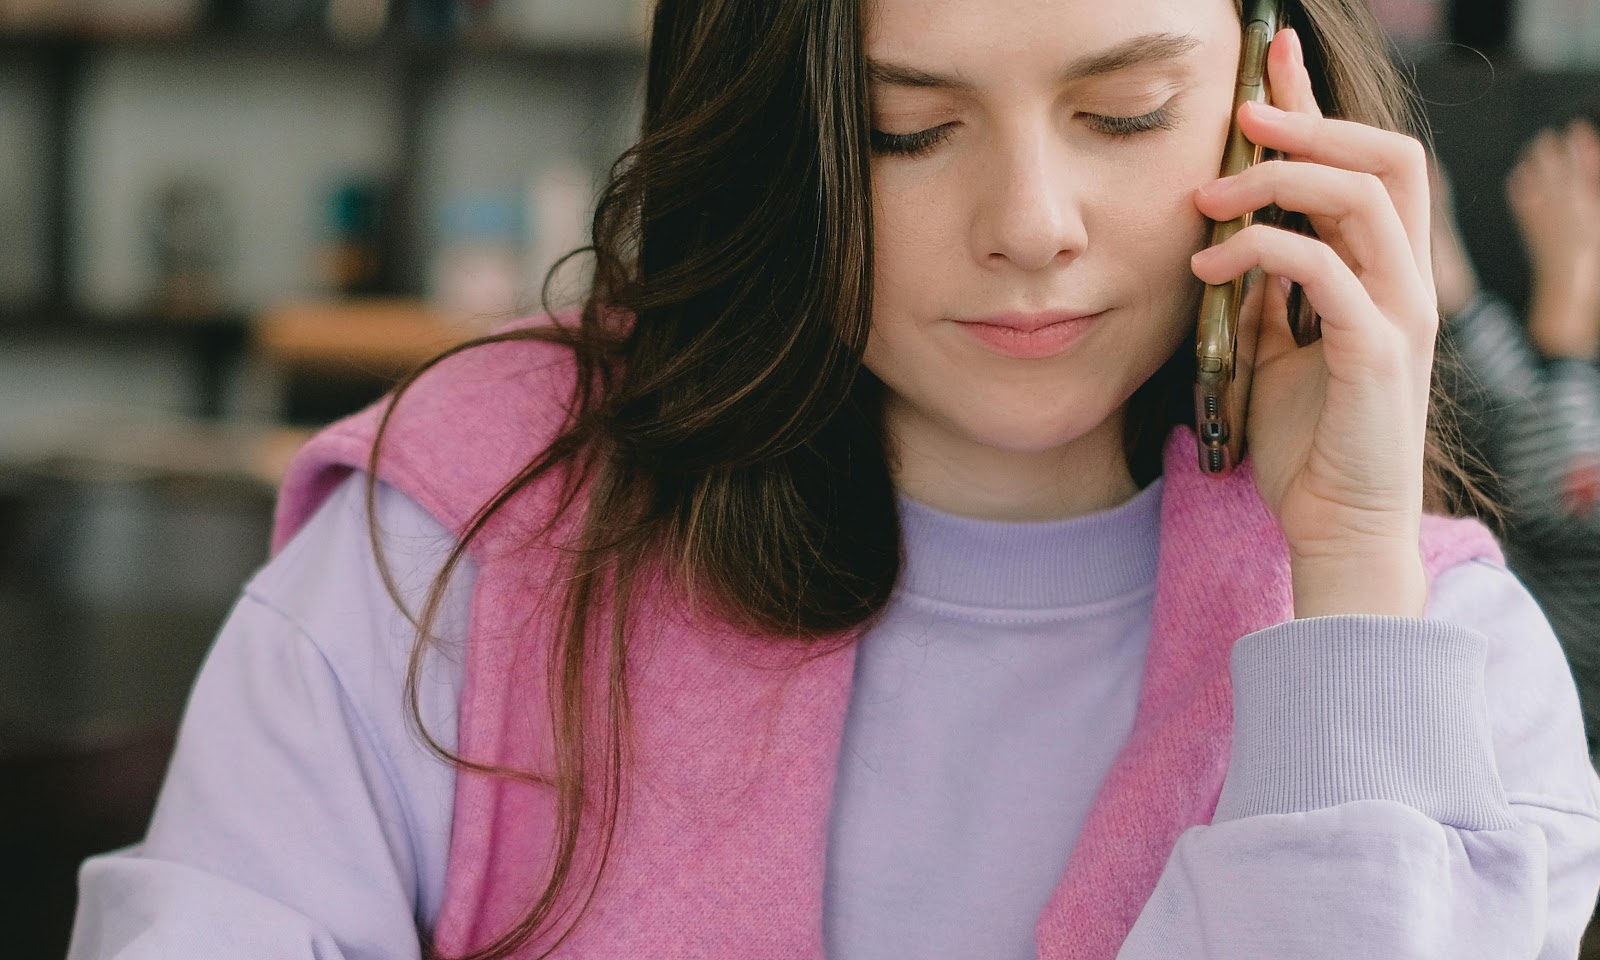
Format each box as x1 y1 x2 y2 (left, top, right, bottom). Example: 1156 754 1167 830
1241 23 1270 84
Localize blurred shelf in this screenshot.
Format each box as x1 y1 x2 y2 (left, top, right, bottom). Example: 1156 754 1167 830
0 303 255 420
0 413 314 494
0 300 486 490
252 297 481 375
0 302 249 343
0 16 639 351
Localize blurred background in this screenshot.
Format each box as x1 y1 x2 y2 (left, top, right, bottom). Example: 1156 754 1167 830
0 0 1598 955
0 0 642 954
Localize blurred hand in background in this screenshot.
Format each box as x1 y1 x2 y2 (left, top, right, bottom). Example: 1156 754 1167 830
1506 118 1600 362
1426 116 1600 762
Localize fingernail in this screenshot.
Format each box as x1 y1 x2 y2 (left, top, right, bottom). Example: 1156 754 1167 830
1249 100 1285 119
1279 275 1293 299
1287 28 1303 69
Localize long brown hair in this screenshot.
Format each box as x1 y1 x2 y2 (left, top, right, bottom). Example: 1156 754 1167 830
365 1 1494 956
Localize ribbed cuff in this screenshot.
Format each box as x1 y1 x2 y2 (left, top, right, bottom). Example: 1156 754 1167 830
1442 289 1493 328
1213 615 1517 831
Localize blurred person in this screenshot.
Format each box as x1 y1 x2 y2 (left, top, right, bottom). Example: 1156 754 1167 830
67 2 1600 959
1433 114 1600 755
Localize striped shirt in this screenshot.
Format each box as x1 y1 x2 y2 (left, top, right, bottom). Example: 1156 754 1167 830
1439 290 1600 741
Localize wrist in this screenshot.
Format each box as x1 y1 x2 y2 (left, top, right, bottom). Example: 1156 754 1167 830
1437 278 1481 322
1528 323 1600 362
1528 273 1600 360
1288 546 1427 619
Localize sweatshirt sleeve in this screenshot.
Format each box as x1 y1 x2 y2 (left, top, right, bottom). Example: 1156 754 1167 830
66 473 470 960
1118 558 1600 960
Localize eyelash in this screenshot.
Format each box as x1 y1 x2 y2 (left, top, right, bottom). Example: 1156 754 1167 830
869 105 1179 158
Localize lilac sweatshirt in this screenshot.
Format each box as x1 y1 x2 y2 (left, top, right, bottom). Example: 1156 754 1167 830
69 471 1600 959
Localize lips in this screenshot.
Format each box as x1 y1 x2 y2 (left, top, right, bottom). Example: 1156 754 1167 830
955 309 1104 360
960 310 1103 331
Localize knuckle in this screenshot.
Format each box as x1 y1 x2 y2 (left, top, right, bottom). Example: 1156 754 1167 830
1353 170 1387 204
1273 227 1321 274
1243 222 1279 250
1394 135 1427 172
1316 238 1345 273
1414 293 1443 331
1418 307 1442 337
1259 158 1291 181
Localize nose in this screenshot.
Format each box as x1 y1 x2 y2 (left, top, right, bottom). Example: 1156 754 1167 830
972 126 1088 272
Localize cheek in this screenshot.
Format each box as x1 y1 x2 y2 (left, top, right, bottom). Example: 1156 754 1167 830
1098 168 1211 313
870 178 953 298
1133 132 1231 263
863 218 937 388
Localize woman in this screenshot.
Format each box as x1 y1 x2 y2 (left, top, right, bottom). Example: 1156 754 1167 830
69 0 1600 957
1433 115 1600 756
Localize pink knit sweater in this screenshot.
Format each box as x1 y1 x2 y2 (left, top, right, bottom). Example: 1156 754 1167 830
271 324 1502 959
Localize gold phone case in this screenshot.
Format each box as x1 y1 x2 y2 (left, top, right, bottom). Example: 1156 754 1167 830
1194 0 1282 476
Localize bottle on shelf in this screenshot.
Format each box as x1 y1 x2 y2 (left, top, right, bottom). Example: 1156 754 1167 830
144 173 231 321
315 174 393 297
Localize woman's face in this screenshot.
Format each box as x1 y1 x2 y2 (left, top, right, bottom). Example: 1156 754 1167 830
863 0 1243 494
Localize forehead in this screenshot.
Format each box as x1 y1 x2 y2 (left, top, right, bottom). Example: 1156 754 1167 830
863 0 1238 67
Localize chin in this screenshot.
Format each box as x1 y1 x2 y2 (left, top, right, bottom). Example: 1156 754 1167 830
943 404 1114 457
873 350 1133 458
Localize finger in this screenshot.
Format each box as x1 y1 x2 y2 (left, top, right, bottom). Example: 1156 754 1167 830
1505 168 1542 238
1520 127 1559 163
1234 103 1431 282
1509 142 1536 185
1191 223 1429 366
1532 128 1565 183
1266 28 1322 122
1195 159 1425 311
1568 120 1600 183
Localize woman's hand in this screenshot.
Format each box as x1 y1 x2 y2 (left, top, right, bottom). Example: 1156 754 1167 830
1506 119 1600 361
1189 27 1436 618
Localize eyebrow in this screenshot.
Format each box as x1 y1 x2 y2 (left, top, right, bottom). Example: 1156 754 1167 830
867 31 1202 90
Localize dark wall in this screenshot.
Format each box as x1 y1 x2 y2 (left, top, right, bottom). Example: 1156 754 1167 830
1415 56 1600 315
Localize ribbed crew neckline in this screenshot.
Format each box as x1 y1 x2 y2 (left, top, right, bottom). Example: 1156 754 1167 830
894 477 1164 610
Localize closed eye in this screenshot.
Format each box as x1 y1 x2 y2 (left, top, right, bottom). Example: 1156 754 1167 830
869 104 1180 159
1086 105 1179 137
868 124 956 158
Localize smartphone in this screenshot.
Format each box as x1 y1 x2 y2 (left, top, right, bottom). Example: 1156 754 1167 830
1193 0 1284 476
